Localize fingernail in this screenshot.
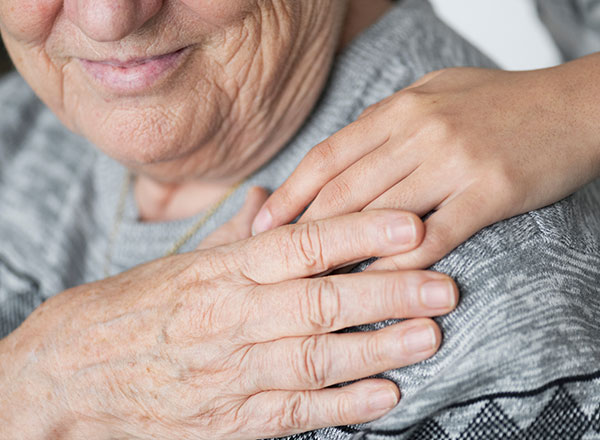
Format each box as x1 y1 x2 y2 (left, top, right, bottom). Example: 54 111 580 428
420 280 456 309
252 207 272 236
385 216 416 245
368 388 399 413
403 325 436 353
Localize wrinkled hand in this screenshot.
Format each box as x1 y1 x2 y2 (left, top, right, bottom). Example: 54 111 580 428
4 207 458 440
252 63 600 270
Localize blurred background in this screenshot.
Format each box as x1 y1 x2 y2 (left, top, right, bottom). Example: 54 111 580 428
0 42 10 75
0 0 561 76
429 0 561 70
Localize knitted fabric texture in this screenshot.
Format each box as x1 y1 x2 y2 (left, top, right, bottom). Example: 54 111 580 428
0 1 598 439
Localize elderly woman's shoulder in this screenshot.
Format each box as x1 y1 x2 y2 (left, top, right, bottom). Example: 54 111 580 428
361 183 600 438
0 72 50 160
0 71 94 165
0 71 44 121
437 182 600 279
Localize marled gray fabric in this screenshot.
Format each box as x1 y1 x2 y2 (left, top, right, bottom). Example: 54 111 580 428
0 1 599 439
536 0 600 60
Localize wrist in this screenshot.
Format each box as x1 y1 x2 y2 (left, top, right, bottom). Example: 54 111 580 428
547 55 600 175
0 298 97 439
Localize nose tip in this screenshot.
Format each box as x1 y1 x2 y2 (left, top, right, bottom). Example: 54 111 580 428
65 0 163 42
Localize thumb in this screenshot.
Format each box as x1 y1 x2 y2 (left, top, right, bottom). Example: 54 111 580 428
197 187 270 250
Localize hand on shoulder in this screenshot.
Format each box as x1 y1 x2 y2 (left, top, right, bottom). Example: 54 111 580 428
254 56 600 269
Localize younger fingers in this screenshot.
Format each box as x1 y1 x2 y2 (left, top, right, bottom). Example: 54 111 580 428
252 113 393 235
368 190 497 271
298 138 422 224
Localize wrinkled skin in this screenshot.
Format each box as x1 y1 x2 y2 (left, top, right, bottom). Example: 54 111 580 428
1 207 458 439
0 0 346 186
0 1 463 438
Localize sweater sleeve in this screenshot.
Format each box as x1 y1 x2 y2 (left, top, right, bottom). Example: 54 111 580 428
0 73 49 339
361 182 600 438
0 72 96 339
285 180 600 440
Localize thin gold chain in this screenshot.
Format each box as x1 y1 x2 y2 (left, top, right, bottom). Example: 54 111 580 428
103 172 244 277
103 172 133 278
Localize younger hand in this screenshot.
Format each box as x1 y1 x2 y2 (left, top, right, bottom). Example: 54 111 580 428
252 63 600 269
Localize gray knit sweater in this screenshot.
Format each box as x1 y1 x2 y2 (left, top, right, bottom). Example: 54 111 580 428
1 1 599 439
536 0 600 60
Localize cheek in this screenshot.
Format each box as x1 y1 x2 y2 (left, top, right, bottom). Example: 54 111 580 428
0 0 62 44
0 1 258 44
179 0 255 25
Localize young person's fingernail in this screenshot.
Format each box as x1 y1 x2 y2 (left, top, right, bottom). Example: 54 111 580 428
252 207 273 236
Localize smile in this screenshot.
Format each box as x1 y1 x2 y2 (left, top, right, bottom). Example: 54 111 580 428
78 47 189 95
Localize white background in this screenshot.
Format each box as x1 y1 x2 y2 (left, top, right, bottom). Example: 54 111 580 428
429 0 562 70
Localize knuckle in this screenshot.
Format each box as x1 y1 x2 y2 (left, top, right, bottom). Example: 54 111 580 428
330 392 354 426
360 102 379 117
318 178 353 213
397 88 424 109
303 278 342 331
271 182 296 213
422 113 456 141
290 222 327 271
295 336 329 389
278 392 310 431
361 332 386 366
424 68 444 79
445 135 480 170
191 247 240 280
486 163 519 200
309 139 338 174
426 223 452 255
385 275 409 316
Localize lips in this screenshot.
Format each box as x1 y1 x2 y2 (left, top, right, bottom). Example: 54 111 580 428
78 47 189 94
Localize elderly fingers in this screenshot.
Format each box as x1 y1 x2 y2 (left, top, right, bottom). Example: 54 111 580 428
240 210 424 284
363 160 449 217
246 319 440 393
241 379 400 438
239 271 457 341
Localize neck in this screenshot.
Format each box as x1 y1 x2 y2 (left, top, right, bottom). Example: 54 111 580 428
135 0 393 223
135 177 241 222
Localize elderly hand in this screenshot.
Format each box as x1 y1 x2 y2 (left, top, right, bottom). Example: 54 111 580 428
252 60 600 270
1 209 458 440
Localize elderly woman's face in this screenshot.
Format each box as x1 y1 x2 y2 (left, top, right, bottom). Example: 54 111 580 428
0 1 347 181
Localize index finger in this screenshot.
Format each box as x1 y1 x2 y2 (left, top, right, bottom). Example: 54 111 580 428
251 112 392 235
238 209 424 284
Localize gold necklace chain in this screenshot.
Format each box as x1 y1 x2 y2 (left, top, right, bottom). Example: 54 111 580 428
103 172 244 277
